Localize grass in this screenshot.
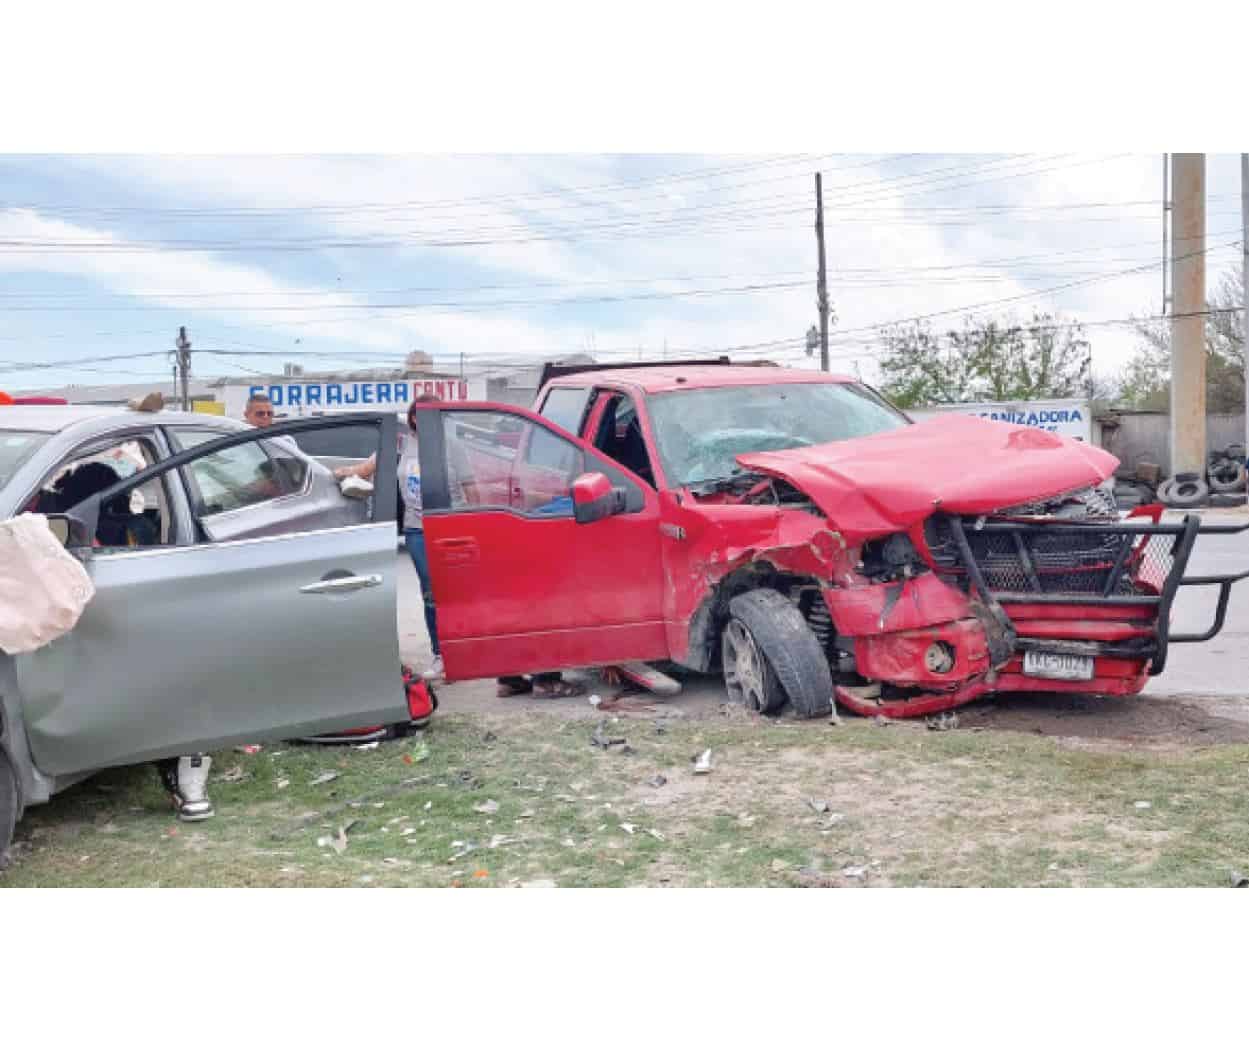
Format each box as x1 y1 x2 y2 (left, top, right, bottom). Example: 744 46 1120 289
3 710 1248 887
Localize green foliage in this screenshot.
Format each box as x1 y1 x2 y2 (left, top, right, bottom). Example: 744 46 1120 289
877 311 1092 408
1118 269 1245 412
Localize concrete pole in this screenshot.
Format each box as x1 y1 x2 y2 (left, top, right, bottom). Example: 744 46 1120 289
1169 154 1206 477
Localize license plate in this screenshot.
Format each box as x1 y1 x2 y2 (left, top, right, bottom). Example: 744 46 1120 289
1023 650 1094 682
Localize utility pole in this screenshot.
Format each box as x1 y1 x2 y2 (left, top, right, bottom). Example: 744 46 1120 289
175 326 192 412
1242 153 1248 462
1162 154 1170 314
1169 154 1206 477
815 172 830 372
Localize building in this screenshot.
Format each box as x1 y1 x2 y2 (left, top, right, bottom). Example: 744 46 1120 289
20 352 598 418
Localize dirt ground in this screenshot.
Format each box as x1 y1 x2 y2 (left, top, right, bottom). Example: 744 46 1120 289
435 670 1249 750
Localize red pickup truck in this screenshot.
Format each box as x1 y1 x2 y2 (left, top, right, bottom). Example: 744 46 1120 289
410 362 1247 719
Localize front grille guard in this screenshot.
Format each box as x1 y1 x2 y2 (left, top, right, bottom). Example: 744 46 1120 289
941 513 1249 676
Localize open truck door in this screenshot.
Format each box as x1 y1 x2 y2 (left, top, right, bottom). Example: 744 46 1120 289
411 401 667 679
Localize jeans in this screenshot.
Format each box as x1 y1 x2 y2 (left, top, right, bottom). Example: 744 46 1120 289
404 527 440 656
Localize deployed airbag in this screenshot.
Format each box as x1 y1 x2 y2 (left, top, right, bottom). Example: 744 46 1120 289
0 514 95 654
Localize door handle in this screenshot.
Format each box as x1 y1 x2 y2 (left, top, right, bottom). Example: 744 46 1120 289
300 573 383 594
435 536 480 565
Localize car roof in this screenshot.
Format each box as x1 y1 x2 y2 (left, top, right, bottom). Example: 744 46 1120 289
0 404 244 435
544 364 857 394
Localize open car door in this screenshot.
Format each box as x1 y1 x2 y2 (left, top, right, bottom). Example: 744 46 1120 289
412 401 666 679
13 415 406 776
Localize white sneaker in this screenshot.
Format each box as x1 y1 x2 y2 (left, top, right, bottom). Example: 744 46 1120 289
421 656 445 681
170 754 214 822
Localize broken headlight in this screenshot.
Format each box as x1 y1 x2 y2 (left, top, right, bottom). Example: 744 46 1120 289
858 532 926 582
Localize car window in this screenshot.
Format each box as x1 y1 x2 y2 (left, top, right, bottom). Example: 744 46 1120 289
30 436 175 551
178 439 286 516
0 430 50 489
288 424 378 463
538 386 592 436
593 393 656 488
647 382 908 486
439 411 582 517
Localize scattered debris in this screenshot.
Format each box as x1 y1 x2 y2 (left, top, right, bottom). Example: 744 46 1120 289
488 834 523 849
317 827 349 854
561 838 577 848
309 771 339 786
620 822 637 835
591 720 626 749
771 858 790 873
1230 871 1249 888
354 741 380 751
588 694 602 708
872 715 893 727
842 864 869 879
474 800 500 815
217 765 248 783
807 798 830 814
927 712 960 732
522 879 557 888
737 813 756 828
235 744 263 754
647 774 668 789
1134 801 1152 810
693 749 713 774
614 661 683 696
401 827 416 836
646 829 665 841
518 809 536 819
424 801 432 811
482 731 497 744
820 813 846 829
275 778 290 790
474 869 490 879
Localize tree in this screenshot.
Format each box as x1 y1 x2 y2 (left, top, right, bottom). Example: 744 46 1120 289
877 311 1092 408
1117 268 1245 412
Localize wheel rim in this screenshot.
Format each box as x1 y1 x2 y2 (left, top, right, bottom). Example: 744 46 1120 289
723 618 768 711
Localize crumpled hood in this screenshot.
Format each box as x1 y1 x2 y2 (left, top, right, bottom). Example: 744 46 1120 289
736 414 1118 541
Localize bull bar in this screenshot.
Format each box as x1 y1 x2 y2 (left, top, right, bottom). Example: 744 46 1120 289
942 513 1249 676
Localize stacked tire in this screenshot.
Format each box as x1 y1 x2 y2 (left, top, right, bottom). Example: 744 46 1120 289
1157 472 1210 509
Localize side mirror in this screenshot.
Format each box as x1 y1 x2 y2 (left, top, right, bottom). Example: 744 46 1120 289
572 472 626 524
45 513 92 550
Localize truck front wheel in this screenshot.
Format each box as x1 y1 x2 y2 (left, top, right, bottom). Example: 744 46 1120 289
724 588 834 718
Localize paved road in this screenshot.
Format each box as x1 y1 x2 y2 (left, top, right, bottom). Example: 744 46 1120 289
396 513 1249 707
1149 515 1249 697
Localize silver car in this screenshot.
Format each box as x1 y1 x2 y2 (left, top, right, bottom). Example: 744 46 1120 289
0 405 405 858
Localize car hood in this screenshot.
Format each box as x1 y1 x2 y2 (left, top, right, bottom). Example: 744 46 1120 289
735 414 1118 541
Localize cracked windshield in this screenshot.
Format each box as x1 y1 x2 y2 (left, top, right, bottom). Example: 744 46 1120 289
648 382 907 486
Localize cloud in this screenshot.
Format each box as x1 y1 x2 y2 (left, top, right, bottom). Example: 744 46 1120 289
6 154 1241 389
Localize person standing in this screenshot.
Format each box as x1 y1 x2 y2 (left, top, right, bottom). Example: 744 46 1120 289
336 394 444 680
243 392 275 428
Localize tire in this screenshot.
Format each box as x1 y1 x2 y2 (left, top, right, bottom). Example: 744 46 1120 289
1209 492 1248 509
0 751 18 866
725 588 833 719
1209 462 1246 494
1226 443 1245 462
1162 476 1210 508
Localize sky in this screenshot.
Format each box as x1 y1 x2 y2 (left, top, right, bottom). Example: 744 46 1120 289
0 153 1244 394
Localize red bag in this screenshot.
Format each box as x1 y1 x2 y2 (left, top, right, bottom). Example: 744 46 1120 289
403 668 438 725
